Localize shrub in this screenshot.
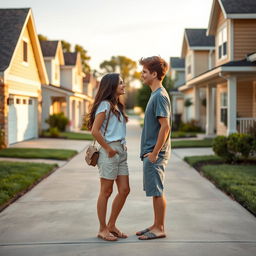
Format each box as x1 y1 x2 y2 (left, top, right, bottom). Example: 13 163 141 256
49 127 60 137
227 133 253 159
179 119 202 133
0 129 6 149
212 136 234 163
81 115 89 131
213 133 255 163
45 112 69 132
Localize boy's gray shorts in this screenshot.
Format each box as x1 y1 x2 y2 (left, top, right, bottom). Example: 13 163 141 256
143 156 168 197
97 141 129 180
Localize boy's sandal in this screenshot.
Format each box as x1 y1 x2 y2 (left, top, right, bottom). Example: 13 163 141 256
136 228 150 236
138 231 166 240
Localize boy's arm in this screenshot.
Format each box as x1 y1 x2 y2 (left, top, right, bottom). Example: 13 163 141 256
144 117 170 163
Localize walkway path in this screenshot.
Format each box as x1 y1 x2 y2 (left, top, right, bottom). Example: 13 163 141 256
0 117 255 256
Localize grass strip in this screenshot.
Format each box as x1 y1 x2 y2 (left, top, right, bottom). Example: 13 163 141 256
0 161 57 210
172 139 213 148
0 148 77 160
184 155 256 216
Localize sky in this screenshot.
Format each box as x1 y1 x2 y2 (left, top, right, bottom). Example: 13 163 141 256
1 0 213 71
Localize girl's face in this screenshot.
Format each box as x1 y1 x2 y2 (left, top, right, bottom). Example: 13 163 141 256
116 77 126 96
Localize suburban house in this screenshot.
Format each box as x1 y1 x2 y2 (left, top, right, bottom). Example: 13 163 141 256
0 8 48 146
168 57 185 127
179 0 256 136
83 73 97 113
168 57 185 128
40 41 91 131
179 28 215 129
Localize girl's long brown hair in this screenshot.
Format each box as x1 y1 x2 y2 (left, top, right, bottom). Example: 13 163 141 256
87 73 128 130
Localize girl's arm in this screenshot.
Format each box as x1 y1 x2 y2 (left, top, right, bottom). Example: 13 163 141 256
91 111 117 158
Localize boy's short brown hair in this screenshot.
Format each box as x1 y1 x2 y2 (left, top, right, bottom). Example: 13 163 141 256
139 56 168 81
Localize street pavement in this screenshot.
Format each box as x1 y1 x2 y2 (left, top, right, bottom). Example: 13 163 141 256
0 117 255 256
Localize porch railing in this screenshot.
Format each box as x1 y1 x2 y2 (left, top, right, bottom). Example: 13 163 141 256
237 118 256 134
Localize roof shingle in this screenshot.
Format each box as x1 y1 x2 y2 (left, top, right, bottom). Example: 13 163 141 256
0 8 30 72
185 29 215 47
64 52 78 66
170 57 185 69
40 40 59 57
221 0 256 14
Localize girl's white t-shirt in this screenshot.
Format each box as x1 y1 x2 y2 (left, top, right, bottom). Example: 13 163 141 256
95 101 126 144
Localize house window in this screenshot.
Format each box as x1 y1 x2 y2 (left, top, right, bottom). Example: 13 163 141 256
55 64 59 81
23 41 28 62
220 92 227 126
186 55 191 74
218 26 227 59
16 98 20 104
7 98 14 105
28 99 33 105
23 99 27 104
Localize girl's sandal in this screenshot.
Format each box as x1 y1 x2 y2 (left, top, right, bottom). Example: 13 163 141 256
97 234 118 241
110 231 128 238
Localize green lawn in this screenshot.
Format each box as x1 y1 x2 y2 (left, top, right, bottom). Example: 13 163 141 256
171 131 198 139
172 139 213 148
61 132 93 140
0 148 77 160
0 161 57 209
42 131 94 140
184 155 223 166
184 155 256 216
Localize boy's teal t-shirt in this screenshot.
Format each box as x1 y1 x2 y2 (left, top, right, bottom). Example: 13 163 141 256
140 87 171 160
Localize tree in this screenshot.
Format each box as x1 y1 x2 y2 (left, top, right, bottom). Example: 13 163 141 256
100 56 140 87
136 75 174 112
136 84 151 112
61 40 71 53
75 44 91 73
38 34 48 41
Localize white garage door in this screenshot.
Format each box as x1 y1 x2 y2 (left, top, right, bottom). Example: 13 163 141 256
8 95 38 144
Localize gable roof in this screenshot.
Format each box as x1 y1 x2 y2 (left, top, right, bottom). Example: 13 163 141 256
220 0 256 14
0 8 30 72
185 29 215 47
64 52 78 66
181 29 215 58
208 0 256 35
0 8 48 84
170 57 185 69
40 40 59 57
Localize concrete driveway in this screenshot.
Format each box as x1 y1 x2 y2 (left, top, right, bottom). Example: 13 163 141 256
0 117 255 256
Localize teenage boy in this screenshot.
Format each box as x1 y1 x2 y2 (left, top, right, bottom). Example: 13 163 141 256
137 56 171 240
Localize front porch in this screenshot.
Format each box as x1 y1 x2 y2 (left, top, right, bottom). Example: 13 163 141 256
179 64 256 136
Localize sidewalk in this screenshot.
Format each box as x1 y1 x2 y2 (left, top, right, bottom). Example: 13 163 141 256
0 117 255 256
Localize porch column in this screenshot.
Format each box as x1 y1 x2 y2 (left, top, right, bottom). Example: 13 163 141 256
193 87 200 121
227 76 237 135
206 85 214 136
66 96 71 131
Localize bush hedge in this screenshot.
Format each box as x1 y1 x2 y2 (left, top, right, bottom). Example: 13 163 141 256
45 112 69 132
213 133 255 163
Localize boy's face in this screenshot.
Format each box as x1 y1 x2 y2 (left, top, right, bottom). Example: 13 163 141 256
141 67 156 86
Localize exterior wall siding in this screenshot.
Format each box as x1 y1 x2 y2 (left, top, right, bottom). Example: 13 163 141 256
194 51 209 77
215 14 230 67
237 81 253 118
233 19 256 60
8 26 41 83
